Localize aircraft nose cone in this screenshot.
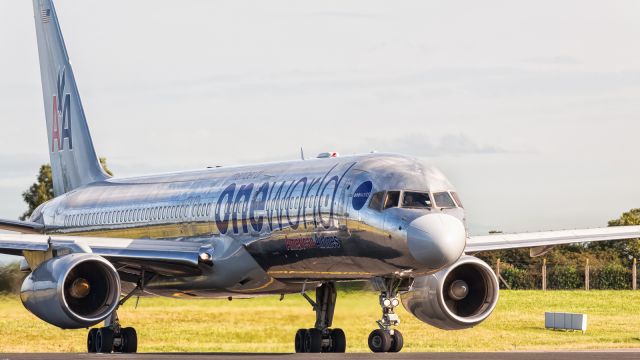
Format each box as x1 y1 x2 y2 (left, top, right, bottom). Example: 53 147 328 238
406 214 466 270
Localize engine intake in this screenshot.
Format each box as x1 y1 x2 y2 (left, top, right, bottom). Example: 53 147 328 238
21 253 121 329
401 255 499 330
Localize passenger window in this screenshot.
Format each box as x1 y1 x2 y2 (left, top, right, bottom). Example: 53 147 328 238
402 192 432 209
383 191 400 210
451 192 464 208
369 192 384 211
433 192 456 208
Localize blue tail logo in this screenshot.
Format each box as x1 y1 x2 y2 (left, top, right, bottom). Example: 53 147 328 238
51 67 72 152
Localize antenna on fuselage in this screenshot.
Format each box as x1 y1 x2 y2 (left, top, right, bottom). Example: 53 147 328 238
300 147 305 161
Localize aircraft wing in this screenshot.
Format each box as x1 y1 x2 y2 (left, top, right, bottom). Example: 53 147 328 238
466 225 640 254
0 234 213 277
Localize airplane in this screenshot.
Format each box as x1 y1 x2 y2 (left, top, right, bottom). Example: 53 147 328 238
1 0 639 354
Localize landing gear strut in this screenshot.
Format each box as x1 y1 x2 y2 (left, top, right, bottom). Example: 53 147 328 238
87 278 143 353
87 311 138 353
368 278 406 353
294 282 346 353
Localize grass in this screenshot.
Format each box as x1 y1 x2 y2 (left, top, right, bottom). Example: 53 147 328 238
0 290 639 352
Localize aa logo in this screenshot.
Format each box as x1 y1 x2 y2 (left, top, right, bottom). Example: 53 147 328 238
51 67 72 152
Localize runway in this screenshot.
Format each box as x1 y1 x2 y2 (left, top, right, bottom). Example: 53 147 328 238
1 352 640 360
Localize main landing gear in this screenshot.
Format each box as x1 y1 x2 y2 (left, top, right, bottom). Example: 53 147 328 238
294 282 346 353
87 311 138 353
367 278 405 353
87 280 142 353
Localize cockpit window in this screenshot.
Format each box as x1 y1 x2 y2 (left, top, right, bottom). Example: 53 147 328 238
451 191 464 208
401 192 432 209
368 191 384 211
383 191 400 210
433 192 456 208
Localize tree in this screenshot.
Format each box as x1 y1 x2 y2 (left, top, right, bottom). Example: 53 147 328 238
587 208 640 264
19 157 113 220
99 157 113 176
19 164 54 221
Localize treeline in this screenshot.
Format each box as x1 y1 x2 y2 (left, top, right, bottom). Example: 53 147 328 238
493 260 637 290
0 263 25 294
477 208 640 290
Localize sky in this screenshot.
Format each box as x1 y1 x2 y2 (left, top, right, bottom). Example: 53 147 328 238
0 0 639 243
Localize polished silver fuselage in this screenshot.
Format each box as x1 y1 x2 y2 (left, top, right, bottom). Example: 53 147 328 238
29 153 465 298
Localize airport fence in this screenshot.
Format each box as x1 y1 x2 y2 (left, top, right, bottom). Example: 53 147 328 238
495 258 638 290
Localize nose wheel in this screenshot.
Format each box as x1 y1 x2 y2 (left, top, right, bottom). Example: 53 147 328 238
368 277 407 353
368 328 403 353
294 282 346 353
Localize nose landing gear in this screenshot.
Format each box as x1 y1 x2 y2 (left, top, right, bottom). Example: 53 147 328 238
368 277 407 353
294 282 346 353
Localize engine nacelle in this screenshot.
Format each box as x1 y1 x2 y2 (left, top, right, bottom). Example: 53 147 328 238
21 253 121 329
401 255 499 330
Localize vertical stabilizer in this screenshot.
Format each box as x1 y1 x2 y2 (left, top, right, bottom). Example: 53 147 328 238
33 0 108 196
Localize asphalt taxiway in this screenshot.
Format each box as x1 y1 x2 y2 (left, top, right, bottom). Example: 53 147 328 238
1 352 640 360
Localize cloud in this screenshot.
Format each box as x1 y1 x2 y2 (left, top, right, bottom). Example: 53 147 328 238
361 133 509 157
520 56 581 65
0 153 48 177
307 11 379 19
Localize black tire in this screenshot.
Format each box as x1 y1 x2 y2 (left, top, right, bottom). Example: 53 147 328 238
87 328 98 353
96 327 114 353
330 328 346 353
120 327 138 353
389 330 404 353
294 329 308 353
305 328 323 353
368 329 391 353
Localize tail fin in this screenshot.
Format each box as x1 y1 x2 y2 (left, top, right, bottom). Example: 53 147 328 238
33 0 108 196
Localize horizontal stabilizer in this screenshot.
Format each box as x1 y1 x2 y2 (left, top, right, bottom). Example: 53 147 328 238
0 219 44 234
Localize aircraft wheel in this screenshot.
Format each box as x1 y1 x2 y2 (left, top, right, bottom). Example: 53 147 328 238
120 327 138 353
305 328 323 353
330 328 346 353
96 327 114 353
87 328 98 353
368 329 391 353
389 330 404 353
294 329 308 353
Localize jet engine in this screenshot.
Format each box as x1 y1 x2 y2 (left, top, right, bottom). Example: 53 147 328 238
401 255 499 330
21 253 121 329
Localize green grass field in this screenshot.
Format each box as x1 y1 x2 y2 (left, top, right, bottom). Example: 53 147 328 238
0 290 639 353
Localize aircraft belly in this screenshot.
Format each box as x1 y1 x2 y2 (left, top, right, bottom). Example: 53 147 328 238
244 227 410 279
